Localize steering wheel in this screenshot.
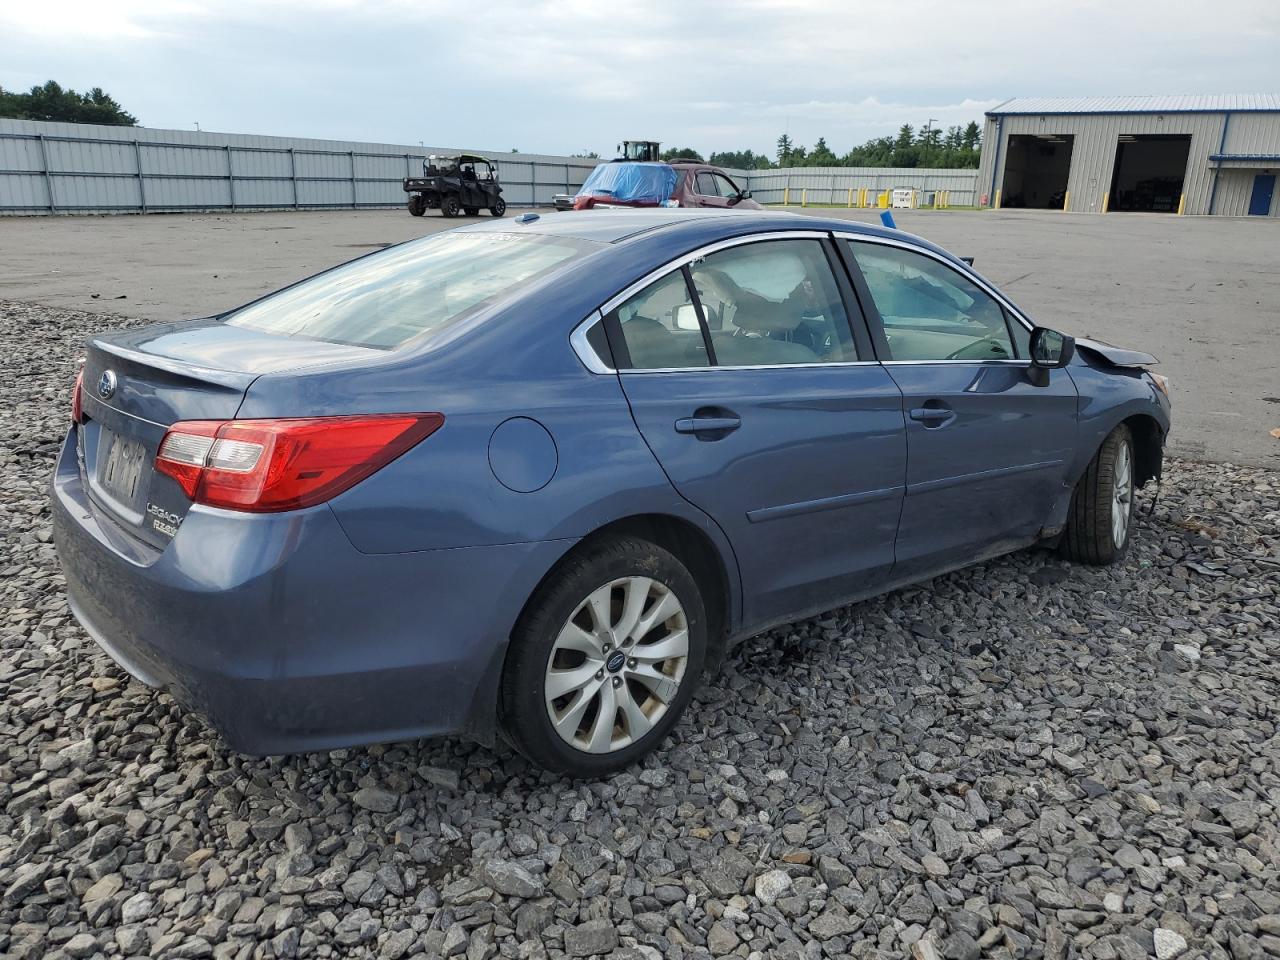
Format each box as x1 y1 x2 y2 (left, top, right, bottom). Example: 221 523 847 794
945 338 1011 361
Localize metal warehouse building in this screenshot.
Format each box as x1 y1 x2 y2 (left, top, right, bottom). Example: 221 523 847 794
976 95 1280 216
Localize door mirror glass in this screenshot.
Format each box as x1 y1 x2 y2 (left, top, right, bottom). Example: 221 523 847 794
1030 327 1075 368
673 303 701 330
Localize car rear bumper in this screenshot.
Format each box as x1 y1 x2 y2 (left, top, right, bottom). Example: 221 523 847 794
51 428 575 754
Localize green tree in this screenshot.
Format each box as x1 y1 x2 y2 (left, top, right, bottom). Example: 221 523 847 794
709 149 772 170
775 133 794 166
781 145 808 168
712 118 985 172
807 137 839 166
661 146 703 162
0 81 137 125
572 150 601 159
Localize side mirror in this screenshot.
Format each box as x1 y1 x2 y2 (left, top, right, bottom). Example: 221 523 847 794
1030 327 1075 368
739 189 752 199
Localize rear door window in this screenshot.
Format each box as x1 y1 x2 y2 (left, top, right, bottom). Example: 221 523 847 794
225 232 591 349
612 270 711 369
610 239 859 369
690 239 858 365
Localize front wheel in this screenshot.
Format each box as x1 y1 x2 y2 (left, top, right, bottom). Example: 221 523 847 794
407 195 426 217
1060 424 1135 565
501 537 706 777
440 195 461 218
489 197 507 217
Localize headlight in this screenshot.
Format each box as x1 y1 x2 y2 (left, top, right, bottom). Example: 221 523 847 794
1148 372 1170 400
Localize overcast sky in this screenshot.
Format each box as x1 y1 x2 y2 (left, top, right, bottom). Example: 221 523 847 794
4 0 1277 157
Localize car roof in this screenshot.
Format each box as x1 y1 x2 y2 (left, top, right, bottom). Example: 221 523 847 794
454 208 931 250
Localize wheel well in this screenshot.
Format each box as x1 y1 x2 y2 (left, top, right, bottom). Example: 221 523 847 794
1122 414 1164 488
546 514 734 670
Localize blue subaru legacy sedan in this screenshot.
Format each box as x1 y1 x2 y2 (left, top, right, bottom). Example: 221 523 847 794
52 210 1170 777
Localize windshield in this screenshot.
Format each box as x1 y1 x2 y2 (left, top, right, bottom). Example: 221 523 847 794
225 232 592 349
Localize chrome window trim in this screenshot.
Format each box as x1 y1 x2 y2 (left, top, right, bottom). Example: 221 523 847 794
601 230 832 317
621 361 879 374
569 310 613 374
569 230 847 374
833 231 1037 334
569 229 1039 374
880 359 1032 366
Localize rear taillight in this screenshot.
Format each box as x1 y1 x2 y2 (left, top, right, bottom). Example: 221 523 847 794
71 370 84 424
155 414 444 513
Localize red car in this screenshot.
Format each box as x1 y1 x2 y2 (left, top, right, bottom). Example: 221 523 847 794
573 161 762 211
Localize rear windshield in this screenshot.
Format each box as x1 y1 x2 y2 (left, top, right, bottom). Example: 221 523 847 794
224 232 591 349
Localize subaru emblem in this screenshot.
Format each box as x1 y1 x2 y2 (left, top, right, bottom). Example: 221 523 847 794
97 370 117 400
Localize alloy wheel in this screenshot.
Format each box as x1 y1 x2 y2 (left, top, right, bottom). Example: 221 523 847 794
544 576 689 754
1111 439 1133 548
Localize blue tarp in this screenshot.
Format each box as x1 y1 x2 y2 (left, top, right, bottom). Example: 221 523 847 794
574 162 677 204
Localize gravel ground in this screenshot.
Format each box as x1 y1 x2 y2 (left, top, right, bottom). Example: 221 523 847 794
2 299 1279 960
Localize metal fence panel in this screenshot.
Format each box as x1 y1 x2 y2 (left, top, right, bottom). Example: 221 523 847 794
1 118 983 215
747 167 979 206
0 118 602 215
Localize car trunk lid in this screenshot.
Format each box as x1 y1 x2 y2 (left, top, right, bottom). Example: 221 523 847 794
78 320 379 548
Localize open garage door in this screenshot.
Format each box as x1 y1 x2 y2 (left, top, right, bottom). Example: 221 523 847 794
1109 135 1191 213
1000 135 1073 209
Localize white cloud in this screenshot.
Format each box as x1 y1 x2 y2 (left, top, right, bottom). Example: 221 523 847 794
2 0 1275 155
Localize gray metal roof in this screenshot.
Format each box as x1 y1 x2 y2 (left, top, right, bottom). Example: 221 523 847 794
987 95 1280 116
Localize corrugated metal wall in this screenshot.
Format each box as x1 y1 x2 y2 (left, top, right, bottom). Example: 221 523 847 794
977 111 1280 216
1 118 982 216
0 119 601 214
747 167 979 206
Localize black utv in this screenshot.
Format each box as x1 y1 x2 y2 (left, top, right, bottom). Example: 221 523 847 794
403 154 506 217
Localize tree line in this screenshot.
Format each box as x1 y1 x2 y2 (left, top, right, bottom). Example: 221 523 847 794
662 121 983 170
0 80 137 125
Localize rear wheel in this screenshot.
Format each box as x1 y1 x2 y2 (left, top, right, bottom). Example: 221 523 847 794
440 195 461 218
490 197 507 217
501 537 706 777
1060 424 1135 565
407 195 426 217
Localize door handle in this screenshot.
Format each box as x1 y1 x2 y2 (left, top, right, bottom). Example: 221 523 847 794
909 405 956 428
674 415 741 436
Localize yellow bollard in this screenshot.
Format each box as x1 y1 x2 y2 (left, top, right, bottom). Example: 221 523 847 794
1063 190 1070 212
1177 193 1186 215
1102 191 1109 213
801 189 807 207
994 189 1002 210
783 186 790 206
847 187 853 208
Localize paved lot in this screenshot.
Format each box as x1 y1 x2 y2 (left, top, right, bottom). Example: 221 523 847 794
2 298 1279 959
1 207 1277 465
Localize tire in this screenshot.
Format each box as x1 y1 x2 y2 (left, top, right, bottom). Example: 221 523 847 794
407 195 426 217
464 207 480 217
1060 424 1135 565
440 195 461 218
490 197 507 217
501 537 707 777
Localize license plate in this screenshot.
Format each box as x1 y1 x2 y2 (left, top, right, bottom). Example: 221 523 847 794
100 432 147 505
